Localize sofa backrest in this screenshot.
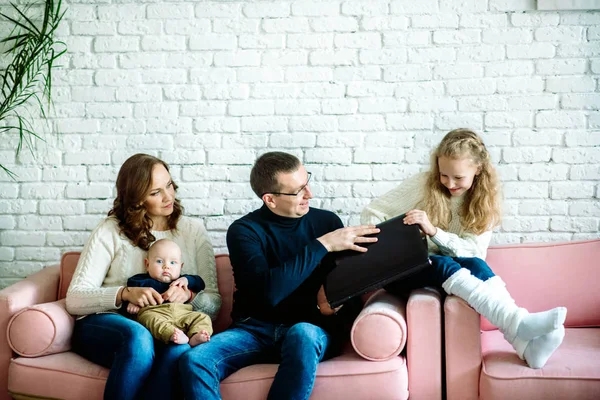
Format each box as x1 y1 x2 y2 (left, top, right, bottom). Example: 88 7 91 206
481 239 600 331
58 252 235 334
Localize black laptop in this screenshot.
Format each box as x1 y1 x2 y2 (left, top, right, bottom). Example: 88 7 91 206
324 214 430 308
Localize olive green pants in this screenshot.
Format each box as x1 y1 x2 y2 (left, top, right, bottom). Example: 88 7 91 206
137 303 213 344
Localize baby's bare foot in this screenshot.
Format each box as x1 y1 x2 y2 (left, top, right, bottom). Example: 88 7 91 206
189 330 211 347
171 328 190 345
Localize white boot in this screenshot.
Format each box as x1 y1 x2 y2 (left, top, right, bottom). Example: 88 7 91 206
442 269 567 368
484 275 567 341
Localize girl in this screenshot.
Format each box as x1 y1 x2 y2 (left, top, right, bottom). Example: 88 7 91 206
361 129 566 369
66 153 221 399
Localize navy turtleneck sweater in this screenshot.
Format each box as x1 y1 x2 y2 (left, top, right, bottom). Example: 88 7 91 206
226 205 357 329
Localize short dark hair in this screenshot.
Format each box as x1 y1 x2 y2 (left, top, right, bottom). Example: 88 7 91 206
250 152 301 198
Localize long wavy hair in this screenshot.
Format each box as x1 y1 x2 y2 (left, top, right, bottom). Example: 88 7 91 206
108 154 183 250
420 129 501 235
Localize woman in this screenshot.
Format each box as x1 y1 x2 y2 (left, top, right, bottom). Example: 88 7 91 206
66 153 221 399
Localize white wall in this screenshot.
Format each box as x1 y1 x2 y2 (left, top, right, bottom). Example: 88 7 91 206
0 0 599 288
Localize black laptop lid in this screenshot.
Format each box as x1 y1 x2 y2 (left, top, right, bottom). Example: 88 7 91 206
324 214 430 308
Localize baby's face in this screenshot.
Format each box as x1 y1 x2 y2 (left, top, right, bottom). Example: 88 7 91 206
146 242 182 283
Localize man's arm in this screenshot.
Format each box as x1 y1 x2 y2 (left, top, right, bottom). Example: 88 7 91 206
227 222 329 307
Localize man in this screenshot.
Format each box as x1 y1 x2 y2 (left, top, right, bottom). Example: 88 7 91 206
180 151 379 399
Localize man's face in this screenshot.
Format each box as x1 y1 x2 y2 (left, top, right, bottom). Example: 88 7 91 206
267 165 313 218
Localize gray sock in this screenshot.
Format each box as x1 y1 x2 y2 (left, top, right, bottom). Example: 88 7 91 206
523 326 565 369
517 307 567 341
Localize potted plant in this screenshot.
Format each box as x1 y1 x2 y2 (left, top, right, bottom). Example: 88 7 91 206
0 0 66 178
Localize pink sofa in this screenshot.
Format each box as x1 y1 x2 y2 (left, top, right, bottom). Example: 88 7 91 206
444 239 600 400
0 253 443 400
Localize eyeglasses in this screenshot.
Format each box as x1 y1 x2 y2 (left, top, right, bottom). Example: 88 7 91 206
262 172 312 198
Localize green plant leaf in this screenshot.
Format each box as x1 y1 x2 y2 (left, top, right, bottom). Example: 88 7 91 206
0 0 66 178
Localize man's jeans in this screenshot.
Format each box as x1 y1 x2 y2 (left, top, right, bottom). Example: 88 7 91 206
72 313 188 400
180 318 331 400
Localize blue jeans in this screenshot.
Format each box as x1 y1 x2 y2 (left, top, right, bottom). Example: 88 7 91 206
71 313 189 400
179 318 331 400
385 255 495 296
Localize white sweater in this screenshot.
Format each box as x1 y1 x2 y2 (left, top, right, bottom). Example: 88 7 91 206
66 216 221 320
360 172 493 260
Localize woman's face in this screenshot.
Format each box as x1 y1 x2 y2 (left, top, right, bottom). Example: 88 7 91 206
144 164 176 227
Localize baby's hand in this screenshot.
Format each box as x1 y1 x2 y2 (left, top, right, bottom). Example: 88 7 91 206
127 303 141 314
170 276 189 290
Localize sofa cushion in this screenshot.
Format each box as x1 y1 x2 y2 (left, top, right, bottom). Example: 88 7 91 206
7 299 74 357
8 350 408 400
220 350 409 400
479 328 600 400
58 252 80 300
351 289 407 361
483 240 600 330
8 352 107 400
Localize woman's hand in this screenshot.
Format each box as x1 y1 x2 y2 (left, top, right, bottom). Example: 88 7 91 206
162 284 190 304
403 209 437 237
122 287 163 308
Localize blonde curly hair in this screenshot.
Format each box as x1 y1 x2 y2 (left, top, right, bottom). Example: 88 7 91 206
420 129 501 235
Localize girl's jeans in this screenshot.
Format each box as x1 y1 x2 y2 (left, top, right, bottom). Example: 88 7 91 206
385 255 495 296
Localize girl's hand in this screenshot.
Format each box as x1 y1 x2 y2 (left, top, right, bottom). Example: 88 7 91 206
162 284 190 304
127 303 141 314
123 287 163 308
404 209 437 237
170 276 189 290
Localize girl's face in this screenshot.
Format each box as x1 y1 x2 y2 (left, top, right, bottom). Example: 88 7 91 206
144 164 176 228
438 156 480 197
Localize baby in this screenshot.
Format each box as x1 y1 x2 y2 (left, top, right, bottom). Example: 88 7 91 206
125 238 212 347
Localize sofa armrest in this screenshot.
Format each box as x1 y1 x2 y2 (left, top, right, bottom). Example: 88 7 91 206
0 266 60 400
406 287 443 400
444 295 483 400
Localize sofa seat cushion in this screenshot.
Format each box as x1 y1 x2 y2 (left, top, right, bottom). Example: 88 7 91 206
8 349 408 400
8 352 108 400
221 350 408 400
479 328 600 400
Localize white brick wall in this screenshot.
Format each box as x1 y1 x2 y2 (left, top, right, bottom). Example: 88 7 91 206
0 0 599 287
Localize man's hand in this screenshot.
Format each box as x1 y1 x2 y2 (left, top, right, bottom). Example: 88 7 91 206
403 209 437 237
317 225 380 253
162 284 190 304
317 285 343 316
122 287 163 308
127 303 141 314
170 276 189 290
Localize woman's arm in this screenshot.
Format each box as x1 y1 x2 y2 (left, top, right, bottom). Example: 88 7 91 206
187 220 221 320
65 219 123 316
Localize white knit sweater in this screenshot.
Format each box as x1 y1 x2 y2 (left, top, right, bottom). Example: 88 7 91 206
360 172 493 260
66 216 221 320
